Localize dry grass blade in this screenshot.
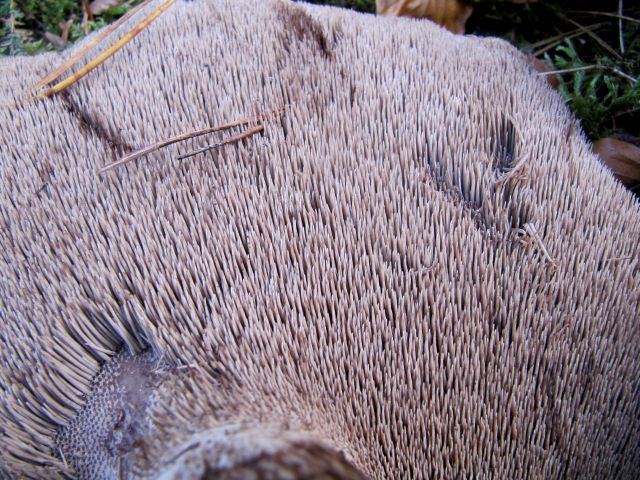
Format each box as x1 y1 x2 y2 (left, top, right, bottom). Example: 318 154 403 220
35 0 176 100
610 67 637 84
97 115 264 174
568 11 640 25
539 65 598 76
532 24 605 57
564 17 622 60
515 223 558 268
618 0 624 55
529 24 603 50
31 0 153 92
176 125 264 161
539 64 636 84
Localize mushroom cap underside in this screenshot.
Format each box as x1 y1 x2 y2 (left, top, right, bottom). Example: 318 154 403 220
0 0 639 478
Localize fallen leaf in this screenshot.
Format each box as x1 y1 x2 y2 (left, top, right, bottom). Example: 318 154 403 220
43 31 67 50
89 0 122 16
376 0 473 34
59 15 76 43
82 0 93 23
527 54 559 89
592 137 640 187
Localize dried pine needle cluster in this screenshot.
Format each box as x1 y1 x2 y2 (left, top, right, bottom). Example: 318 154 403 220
1 0 639 478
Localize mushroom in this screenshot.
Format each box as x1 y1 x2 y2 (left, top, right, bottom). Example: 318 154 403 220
0 0 639 478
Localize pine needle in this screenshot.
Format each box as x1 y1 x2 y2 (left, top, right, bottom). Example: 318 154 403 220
176 125 264 161
563 17 622 60
539 65 598 76
34 0 177 100
567 11 640 25
532 24 605 57
31 0 154 92
97 115 264 174
529 24 604 51
618 0 625 55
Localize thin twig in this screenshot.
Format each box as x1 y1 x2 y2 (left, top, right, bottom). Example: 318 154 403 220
537 64 637 84
31 0 153 91
98 105 286 173
614 105 640 116
538 65 598 76
34 0 177 100
516 223 558 267
618 0 625 55
533 25 605 57
177 125 264 161
567 11 640 25
97 115 263 174
529 23 604 51
564 17 622 60
610 67 637 84
97 114 270 175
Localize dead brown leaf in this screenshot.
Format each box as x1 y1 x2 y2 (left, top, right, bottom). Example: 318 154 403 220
592 137 640 187
42 15 75 50
59 15 76 43
89 0 122 16
43 31 67 50
82 0 92 30
527 54 559 89
376 0 473 34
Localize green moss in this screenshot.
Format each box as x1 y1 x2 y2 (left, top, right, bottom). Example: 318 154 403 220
467 1 639 141
0 0 139 54
547 39 639 139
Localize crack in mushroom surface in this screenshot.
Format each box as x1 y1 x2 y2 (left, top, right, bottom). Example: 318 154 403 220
1 0 639 478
